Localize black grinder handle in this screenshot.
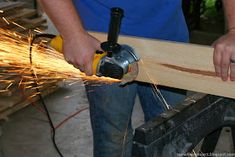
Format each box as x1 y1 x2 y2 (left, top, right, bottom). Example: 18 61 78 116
108 8 123 46
101 8 124 55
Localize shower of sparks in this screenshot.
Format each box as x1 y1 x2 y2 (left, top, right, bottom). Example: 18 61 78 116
12 21 26 30
33 28 43 34
139 59 170 110
0 28 119 94
2 17 10 25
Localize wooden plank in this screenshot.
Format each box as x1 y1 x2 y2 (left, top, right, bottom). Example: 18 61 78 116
0 2 24 11
4 18 47 32
0 79 15 97
0 82 54 112
90 32 235 99
0 84 58 120
0 2 25 18
0 2 46 34
21 17 47 26
0 2 42 30
12 24 47 34
0 8 37 29
1 8 36 21
1 16 46 29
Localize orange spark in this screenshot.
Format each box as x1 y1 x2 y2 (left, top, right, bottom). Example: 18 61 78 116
0 28 119 93
12 21 26 30
2 17 10 25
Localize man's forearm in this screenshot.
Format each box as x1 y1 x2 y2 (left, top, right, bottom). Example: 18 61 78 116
37 0 85 38
223 0 235 32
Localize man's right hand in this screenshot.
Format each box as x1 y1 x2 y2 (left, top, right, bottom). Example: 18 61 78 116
38 0 101 75
62 32 101 76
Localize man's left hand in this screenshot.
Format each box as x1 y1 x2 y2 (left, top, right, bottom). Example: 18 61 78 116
213 31 235 81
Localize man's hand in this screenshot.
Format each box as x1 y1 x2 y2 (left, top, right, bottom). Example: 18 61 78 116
213 0 235 81
62 32 101 76
213 31 235 81
38 0 101 75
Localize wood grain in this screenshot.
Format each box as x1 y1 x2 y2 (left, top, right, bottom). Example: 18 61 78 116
91 32 235 99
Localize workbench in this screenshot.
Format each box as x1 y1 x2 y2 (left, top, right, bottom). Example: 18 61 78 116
132 93 235 157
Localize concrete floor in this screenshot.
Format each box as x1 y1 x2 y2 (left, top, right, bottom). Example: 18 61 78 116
0 81 145 157
0 81 94 157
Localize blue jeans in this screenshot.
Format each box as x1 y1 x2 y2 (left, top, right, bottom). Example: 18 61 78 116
85 82 186 157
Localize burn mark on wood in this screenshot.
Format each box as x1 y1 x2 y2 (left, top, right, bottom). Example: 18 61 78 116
161 63 216 77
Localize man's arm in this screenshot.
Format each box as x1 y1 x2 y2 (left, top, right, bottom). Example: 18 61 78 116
38 0 101 75
213 0 235 81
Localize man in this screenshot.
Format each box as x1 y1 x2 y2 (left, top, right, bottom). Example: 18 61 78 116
38 0 235 157
201 0 235 154
213 0 235 82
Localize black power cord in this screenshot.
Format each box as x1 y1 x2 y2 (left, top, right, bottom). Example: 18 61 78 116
29 33 64 157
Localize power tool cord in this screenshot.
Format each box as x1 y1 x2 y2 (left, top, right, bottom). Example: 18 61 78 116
29 33 64 157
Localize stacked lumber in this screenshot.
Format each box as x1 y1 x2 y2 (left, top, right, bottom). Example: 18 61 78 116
0 81 58 120
0 2 47 34
0 2 59 120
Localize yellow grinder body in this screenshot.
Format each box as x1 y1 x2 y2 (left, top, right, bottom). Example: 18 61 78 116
49 8 139 82
49 35 106 75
